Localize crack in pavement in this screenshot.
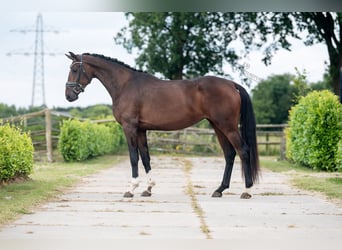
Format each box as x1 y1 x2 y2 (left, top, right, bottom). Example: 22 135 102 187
182 158 212 239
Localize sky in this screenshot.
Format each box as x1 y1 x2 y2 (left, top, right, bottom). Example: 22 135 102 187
0 12 329 108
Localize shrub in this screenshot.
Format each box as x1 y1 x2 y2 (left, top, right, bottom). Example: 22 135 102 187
336 139 342 169
0 124 34 181
105 121 125 151
58 119 124 162
286 90 342 171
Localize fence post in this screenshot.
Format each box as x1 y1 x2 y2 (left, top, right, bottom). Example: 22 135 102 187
265 132 269 155
45 109 53 162
280 130 286 160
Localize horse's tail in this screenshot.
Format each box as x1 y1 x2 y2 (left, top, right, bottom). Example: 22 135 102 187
236 84 260 184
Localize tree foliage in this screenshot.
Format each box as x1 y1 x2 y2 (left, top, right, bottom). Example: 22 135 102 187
115 12 341 97
115 12 299 81
0 103 113 120
66 104 112 119
252 74 296 124
115 13 239 79
292 12 342 96
243 12 341 96
113 12 309 81
252 70 333 125
0 103 42 119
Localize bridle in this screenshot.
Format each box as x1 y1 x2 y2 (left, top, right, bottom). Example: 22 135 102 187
65 54 91 94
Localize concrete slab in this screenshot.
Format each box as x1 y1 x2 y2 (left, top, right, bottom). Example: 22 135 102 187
0 155 341 245
186 157 342 243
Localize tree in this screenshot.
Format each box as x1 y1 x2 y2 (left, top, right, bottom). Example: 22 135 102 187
67 105 113 119
115 12 291 81
115 12 341 98
311 71 334 91
115 12 241 80
255 12 341 97
252 74 296 124
295 13 341 97
0 103 18 118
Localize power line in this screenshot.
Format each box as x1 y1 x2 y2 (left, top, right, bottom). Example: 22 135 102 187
7 13 61 107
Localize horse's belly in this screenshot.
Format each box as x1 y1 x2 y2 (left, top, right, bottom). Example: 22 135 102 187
139 114 202 131
139 85 204 130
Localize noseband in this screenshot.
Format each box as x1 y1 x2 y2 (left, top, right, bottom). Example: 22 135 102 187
66 54 90 94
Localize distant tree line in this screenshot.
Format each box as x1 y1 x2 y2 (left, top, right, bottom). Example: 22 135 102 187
0 104 43 119
56 104 113 119
0 104 113 120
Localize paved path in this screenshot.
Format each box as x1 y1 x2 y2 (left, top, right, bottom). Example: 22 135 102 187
0 156 342 245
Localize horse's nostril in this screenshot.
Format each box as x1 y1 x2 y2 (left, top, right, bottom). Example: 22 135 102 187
66 93 78 102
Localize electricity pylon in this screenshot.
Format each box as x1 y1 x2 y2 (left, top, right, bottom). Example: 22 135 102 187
7 13 60 107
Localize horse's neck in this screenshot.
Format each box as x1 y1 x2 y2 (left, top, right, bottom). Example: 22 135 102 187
94 60 133 100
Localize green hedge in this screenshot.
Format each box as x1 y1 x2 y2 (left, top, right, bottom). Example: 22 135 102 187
0 124 34 181
286 90 342 171
58 119 124 162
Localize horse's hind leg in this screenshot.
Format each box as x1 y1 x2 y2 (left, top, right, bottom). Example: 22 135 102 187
224 130 253 199
211 120 253 199
137 130 155 197
211 123 236 198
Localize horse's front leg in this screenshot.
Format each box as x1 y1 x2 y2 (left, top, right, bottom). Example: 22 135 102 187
138 130 156 197
123 125 140 198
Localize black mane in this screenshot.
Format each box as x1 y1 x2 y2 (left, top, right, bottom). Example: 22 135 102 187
83 53 145 73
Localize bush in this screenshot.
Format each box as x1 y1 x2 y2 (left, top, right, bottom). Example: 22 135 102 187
58 119 124 162
336 139 342 168
0 124 34 181
286 90 342 171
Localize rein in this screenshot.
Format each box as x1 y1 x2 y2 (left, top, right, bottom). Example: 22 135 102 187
65 54 90 94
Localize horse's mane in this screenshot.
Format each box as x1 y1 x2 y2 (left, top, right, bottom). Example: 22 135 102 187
83 53 145 73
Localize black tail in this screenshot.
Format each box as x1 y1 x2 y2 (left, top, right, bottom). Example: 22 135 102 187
236 84 260 183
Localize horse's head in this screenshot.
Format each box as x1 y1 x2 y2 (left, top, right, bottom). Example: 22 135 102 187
65 52 93 102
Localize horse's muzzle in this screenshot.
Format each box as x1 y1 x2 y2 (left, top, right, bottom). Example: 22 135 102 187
65 82 84 102
65 89 79 102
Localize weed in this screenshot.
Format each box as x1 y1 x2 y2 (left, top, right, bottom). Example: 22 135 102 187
183 159 211 239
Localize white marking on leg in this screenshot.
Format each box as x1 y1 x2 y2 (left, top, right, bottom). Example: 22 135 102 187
147 170 156 188
245 187 251 194
128 177 140 194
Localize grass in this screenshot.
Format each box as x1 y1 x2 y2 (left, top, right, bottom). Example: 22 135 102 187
260 156 313 173
260 156 342 204
292 176 342 200
0 154 126 226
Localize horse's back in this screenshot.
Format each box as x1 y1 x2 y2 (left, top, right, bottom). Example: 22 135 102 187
123 75 241 131
196 75 241 104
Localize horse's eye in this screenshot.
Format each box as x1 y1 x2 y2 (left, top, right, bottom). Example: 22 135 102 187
71 68 77 73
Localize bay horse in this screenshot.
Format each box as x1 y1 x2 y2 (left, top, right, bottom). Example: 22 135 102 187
64 52 260 199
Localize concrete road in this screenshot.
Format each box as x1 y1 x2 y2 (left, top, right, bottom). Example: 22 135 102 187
0 156 341 247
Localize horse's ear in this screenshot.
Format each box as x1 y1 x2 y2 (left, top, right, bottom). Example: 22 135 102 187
66 52 77 60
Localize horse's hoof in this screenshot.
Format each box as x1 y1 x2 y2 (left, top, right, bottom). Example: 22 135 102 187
123 191 134 198
141 190 152 197
240 192 252 199
211 191 223 198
